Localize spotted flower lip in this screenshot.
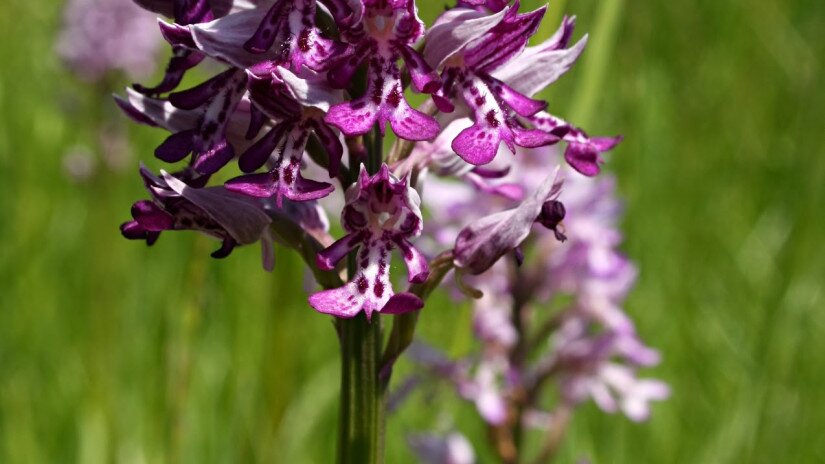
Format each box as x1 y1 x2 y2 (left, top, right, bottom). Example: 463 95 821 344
323 0 441 141
309 164 429 320
453 166 562 275
121 165 276 269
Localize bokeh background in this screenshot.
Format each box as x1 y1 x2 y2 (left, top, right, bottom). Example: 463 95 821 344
1 0 824 462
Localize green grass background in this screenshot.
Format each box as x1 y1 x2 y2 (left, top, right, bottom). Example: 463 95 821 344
1 0 824 462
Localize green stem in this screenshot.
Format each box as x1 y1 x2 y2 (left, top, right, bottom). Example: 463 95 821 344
336 126 386 464
337 314 384 464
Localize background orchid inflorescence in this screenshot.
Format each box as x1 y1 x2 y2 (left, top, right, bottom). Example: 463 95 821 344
114 0 664 460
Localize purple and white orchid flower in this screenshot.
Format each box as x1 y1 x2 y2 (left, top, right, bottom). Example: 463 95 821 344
323 0 441 141
309 164 429 319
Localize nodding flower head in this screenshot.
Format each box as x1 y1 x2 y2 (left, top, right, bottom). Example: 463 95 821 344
309 164 429 320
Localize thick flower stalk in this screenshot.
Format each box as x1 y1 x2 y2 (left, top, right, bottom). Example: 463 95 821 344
105 0 647 462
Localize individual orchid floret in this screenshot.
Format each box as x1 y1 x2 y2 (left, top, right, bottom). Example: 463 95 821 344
309 164 429 319
324 0 441 141
120 166 276 269
133 0 218 95
489 17 623 176
152 68 248 175
453 166 563 275
424 2 560 165
225 64 343 205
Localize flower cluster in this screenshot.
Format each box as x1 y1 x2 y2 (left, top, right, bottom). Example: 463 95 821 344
116 0 621 321
110 1 659 457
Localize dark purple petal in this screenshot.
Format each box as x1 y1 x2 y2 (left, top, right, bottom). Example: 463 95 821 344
382 292 424 314
398 45 441 94
564 134 623 177
316 231 364 270
238 123 289 173
131 200 175 230
210 237 237 258
309 119 344 177
155 129 195 162
158 20 197 49
192 139 234 174
168 68 236 110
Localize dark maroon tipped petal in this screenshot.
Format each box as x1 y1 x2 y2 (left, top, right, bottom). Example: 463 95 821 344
316 232 364 271
155 130 195 162
120 220 149 240
327 49 368 89
158 21 197 49
192 139 235 175
131 200 175 231
398 45 441 94
168 68 235 109
382 292 424 314
309 119 344 178
432 94 455 113
245 104 266 140
238 123 289 173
